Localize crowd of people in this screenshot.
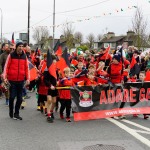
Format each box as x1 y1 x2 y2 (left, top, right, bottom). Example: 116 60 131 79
0 41 150 122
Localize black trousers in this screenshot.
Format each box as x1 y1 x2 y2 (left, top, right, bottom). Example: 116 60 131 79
9 81 24 115
60 99 71 118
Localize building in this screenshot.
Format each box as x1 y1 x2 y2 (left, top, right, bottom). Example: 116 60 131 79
94 31 150 50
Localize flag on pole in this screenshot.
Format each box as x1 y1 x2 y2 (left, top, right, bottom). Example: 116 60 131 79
62 47 70 67
28 62 38 81
47 49 57 79
11 32 15 44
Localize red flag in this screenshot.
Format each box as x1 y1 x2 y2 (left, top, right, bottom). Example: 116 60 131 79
130 56 137 69
130 56 140 76
55 46 63 56
11 32 15 44
29 62 38 81
105 45 110 53
62 47 70 67
47 49 57 79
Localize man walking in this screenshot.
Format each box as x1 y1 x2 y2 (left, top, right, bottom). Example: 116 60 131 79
0 43 13 105
3 41 30 120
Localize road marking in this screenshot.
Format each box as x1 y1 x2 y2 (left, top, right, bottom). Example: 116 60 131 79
134 130 150 134
107 118 150 147
121 119 150 132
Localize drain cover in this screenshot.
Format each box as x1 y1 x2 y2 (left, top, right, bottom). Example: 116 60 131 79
83 144 125 150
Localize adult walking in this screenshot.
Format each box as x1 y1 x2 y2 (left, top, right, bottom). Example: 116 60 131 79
0 43 13 105
2 41 30 120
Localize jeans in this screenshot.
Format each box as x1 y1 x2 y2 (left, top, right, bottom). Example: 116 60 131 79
9 81 24 115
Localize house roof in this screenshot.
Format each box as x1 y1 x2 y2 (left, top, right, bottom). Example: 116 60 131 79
100 36 124 43
98 34 150 48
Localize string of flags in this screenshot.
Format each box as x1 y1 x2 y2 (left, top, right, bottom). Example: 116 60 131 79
3 5 137 35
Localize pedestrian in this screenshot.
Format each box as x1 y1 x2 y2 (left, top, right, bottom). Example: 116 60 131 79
44 55 57 123
2 41 30 120
58 67 74 122
0 43 13 105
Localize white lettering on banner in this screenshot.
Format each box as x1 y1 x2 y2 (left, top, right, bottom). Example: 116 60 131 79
119 109 141 114
105 111 117 116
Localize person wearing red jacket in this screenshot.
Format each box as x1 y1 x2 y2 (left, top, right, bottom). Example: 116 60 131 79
133 71 149 119
107 54 123 84
85 72 97 86
37 75 48 114
73 61 87 83
3 41 30 120
58 67 74 122
96 61 108 84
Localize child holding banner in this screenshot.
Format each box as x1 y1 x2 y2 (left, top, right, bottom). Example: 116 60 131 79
58 67 74 122
133 71 149 119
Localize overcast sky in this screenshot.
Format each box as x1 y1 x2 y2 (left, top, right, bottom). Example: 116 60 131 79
0 0 150 43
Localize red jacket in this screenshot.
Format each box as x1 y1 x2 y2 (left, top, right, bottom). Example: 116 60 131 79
3 51 29 81
108 62 123 83
145 70 150 81
97 70 108 84
73 69 87 83
58 78 74 99
86 78 97 86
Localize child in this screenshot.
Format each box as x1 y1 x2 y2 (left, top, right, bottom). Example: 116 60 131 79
86 72 97 86
74 61 87 84
134 71 149 119
88 64 96 75
96 61 108 84
58 67 74 122
107 54 123 84
44 55 57 123
37 76 48 114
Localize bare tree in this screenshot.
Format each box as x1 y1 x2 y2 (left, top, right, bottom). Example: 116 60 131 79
61 22 75 50
97 34 103 42
132 7 148 49
32 27 50 44
74 32 83 44
86 33 95 48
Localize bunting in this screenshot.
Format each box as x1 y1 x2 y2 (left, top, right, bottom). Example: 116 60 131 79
3 6 137 35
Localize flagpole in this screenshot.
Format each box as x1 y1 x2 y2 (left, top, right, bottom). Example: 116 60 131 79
0 8 3 45
52 0 56 52
27 0 30 45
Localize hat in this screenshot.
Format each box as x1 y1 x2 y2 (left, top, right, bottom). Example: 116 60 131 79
16 41 23 49
113 54 121 62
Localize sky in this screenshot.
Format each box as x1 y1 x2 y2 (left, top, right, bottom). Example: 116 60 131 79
0 0 150 44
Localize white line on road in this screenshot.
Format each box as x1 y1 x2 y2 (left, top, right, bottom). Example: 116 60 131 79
134 130 150 134
121 119 150 132
107 118 150 148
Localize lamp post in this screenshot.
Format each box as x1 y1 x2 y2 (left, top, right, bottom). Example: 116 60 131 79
28 0 30 45
0 8 3 45
52 0 55 51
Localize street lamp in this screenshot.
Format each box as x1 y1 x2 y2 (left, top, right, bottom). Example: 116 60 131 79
0 8 3 45
52 0 55 51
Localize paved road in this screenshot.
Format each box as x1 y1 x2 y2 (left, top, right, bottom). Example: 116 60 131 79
0 92 150 150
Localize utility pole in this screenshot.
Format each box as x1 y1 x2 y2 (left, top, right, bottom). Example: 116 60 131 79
52 0 55 51
0 8 3 45
28 0 30 45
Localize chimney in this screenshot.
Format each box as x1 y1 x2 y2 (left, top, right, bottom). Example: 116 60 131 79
107 32 115 39
127 31 135 37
